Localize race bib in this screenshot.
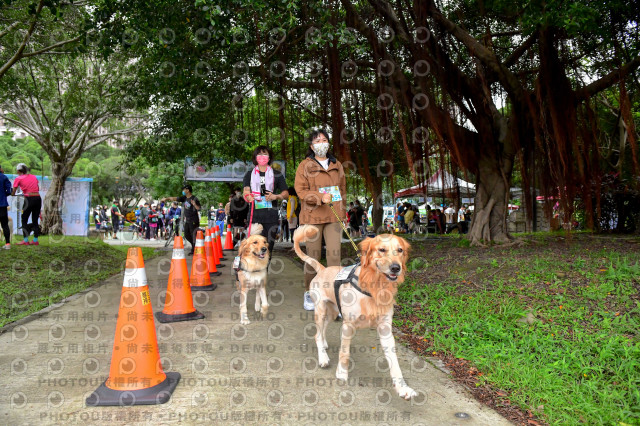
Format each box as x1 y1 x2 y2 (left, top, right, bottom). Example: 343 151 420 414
335 264 358 281
254 200 273 209
319 186 342 201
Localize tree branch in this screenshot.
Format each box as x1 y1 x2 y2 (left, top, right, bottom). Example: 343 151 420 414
504 31 538 67
0 21 21 39
20 34 84 58
575 55 640 101
0 0 45 80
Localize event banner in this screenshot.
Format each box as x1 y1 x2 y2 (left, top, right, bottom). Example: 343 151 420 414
184 158 286 182
5 174 92 236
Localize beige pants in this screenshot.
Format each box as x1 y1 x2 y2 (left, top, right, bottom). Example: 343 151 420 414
303 222 342 290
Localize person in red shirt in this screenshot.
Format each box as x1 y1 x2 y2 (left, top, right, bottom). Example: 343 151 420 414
11 163 41 245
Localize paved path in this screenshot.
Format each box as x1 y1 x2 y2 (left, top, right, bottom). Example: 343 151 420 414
0 246 512 425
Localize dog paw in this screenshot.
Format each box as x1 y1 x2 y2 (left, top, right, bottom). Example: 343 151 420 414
335 368 348 381
396 385 417 400
240 316 250 325
323 341 328 350
318 353 330 368
260 306 268 316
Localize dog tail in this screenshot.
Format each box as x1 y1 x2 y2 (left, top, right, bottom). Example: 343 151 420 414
249 223 263 236
293 225 324 273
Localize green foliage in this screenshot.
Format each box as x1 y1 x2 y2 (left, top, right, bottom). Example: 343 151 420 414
0 235 160 326
395 237 640 424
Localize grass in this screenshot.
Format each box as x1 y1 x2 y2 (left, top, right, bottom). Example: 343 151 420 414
394 234 640 425
0 235 161 327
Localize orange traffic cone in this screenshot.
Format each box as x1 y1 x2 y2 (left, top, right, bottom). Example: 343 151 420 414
212 226 225 267
223 223 234 251
214 225 227 261
155 236 205 323
191 230 216 291
86 247 179 406
204 228 221 277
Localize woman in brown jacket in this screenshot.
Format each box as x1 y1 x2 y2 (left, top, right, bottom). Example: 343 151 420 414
294 128 347 311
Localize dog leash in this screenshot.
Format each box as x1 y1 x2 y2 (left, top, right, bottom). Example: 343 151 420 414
328 202 360 258
247 200 254 236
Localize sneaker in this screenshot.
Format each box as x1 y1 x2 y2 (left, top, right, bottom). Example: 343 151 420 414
336 313 342 321
17 241 29 245
150 238 156 241
2 244 10 250
303 291 315 311
29 241 39 245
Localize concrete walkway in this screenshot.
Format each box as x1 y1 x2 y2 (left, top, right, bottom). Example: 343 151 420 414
0 245 512 425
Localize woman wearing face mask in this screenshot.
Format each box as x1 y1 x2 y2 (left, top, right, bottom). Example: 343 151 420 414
242 146 289 257
294 128 347 311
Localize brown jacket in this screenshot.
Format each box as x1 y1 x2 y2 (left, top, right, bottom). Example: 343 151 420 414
294 155 347 225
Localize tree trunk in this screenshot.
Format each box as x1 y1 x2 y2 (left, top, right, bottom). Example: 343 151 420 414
370 176 384 232
468 151 513 245
41 161 73 235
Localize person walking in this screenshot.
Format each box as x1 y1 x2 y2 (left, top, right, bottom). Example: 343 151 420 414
294 128 346 311
0 165 12 249
229 190 249 244
242 145 289 257
110 200 125 239
215 203 226 232
286 186 300 243
167 201 181 237
208 206 216 229
148 203 159 240
162 184 201 255
11 163 41 245
93 206 103 238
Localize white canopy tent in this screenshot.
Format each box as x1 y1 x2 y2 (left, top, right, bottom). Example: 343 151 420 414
394 169 476 199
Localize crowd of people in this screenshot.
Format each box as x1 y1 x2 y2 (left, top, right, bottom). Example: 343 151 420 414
392 201 472 234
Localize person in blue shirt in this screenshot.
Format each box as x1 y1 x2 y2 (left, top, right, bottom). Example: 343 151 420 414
167 201 181 237
215 203 226 233
0 165 12 249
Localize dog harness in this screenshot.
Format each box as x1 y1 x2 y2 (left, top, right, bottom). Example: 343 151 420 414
334 262 371 315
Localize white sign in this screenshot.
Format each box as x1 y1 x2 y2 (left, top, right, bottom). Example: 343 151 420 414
6 174 92 236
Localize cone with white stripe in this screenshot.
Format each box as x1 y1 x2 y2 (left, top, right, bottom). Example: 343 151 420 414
86 247 180 406
212 226 225 267
190 229 215 291
155 236 205 323
205 228 221 277
214 226 227 261
223 224 234 251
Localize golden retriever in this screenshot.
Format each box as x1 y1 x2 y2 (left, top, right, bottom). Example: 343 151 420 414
293 225 416 400
236 232 270 325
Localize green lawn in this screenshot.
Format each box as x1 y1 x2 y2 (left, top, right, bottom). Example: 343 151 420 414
0 235 160 327
393 233 640 425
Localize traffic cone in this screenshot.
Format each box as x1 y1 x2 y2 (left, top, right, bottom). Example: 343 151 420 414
204 228 221 277
212 226 225 267
155 236 205 323
214 226 227 261
191 230 216 291
223 223 234 251
86 247 180 406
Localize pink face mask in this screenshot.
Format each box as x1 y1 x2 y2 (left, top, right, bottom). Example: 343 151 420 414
256 155 269 166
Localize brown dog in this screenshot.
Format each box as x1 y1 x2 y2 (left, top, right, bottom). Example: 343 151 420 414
236 232 269 325
293 225 417 400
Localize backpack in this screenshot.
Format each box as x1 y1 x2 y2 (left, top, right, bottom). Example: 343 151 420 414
294 196 301 218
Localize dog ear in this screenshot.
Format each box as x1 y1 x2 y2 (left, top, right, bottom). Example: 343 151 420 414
238 238 247 255
359 237 373 267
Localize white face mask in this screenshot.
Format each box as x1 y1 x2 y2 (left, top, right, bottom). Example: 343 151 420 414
312 142 330 158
